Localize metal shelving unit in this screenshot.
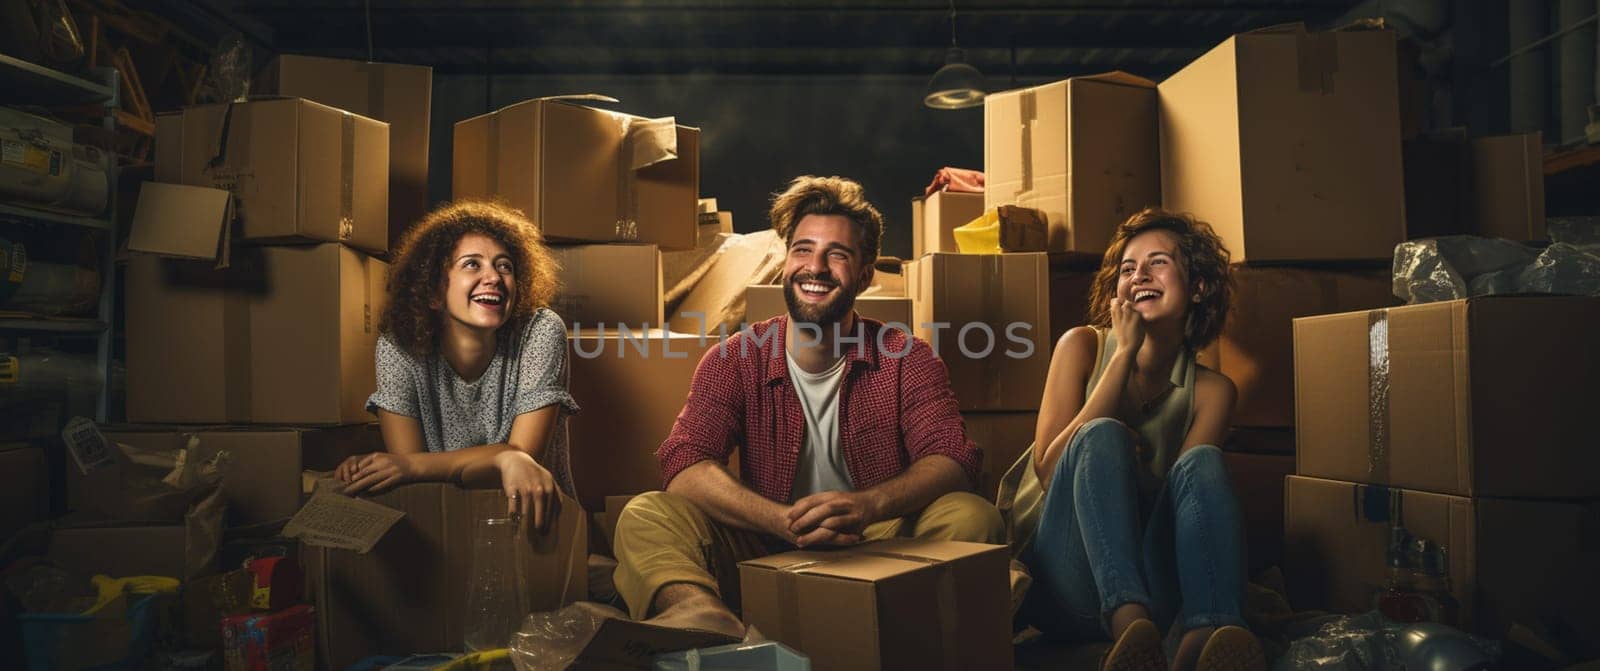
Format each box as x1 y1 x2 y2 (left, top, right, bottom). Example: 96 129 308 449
1 51 120 423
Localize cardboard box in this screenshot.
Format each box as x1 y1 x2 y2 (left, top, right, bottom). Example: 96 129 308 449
1221 449 1293 576
909 253 1050 411
1469 133 1545 242
744 284 913 328
126 244 386 425
1194 266 1397 428
257 55 433 250
566 330 717 511
304 484 587 670
48 525 191 577
986 73 1159 253
1046 255 1097 344
1159 25 1405 262
0 445 47 539
1294 296 1600 498
155 98 390 254
667 230 786 335
913 190 985 258
453 98 700 250
75 426 381 527
1284 475 1600 641
551 244 664 328
963 411 1037 500
740 539 1012 671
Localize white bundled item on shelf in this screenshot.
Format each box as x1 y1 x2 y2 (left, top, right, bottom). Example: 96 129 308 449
1392 224 1600 305
0 106 109 215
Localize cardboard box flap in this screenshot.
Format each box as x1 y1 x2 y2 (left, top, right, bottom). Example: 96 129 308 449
127 182 233 267
1248 22 1309 35
1074 71 1157 89
745 546 957 583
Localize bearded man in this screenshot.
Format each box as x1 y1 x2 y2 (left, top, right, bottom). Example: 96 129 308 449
610 175 1005 636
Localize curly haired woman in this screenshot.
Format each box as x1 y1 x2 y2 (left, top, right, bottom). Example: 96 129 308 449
336 200 578 531
998 208 1264 670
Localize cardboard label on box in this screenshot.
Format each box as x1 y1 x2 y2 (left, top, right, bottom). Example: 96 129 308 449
1294 296 1600 498
258 55 433 248
985 72 1159 253
739 538 1012 671
1284 475 1600 641
910 253 1049 411
155 98 389 254
285 491 405 553
1159 26 1404 262
453 98 700 250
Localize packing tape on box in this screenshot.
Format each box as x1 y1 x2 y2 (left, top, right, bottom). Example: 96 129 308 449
1018 88 1037 197
1351 483 1401 525
1295 30 1340 95
1366 308 1390 478
771 550 962 669
340 112 355 241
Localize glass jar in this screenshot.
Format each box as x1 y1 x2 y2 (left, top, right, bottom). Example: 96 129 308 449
464 516 529 652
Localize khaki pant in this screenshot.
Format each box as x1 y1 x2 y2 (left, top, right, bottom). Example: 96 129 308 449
612 490 1006 619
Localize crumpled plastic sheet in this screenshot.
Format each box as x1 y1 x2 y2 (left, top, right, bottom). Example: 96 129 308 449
1392 228 1600 304
1275 612 1498 671
198 33 252 103
508 603 615 671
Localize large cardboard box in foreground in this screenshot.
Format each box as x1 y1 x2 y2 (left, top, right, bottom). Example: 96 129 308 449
913 190 985 258
1159 25 1405 262
126 244 386 425
985 73 1159 253
454 98 700 249
155 98 390 254
566 330 717 511
1195 266 1397 428
910 253 1050 410
740 539 1012 671
551 244 664 328
304 484 586 670
76 425 381 527
744 284 912 328
1284 475 1600 642
1294 296 1600 498
256 55 433 248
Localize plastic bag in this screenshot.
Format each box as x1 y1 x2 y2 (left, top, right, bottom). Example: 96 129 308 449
1391 235 1600 304
1275 612 1497 671
198 34 252 104
508 603 617 671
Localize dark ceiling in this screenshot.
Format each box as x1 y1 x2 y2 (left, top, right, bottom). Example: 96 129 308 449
186 0 1367 79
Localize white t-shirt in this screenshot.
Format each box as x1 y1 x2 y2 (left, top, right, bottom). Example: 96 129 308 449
785 350 853 499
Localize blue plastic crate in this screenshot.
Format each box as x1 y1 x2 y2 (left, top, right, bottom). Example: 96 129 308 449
19 593 167 671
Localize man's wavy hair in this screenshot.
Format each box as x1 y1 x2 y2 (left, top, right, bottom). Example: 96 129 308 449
379 199 559 357
1087 207 1233 351
768 175 885 266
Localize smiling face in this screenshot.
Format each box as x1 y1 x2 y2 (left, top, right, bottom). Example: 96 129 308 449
1117 229 1197 325
440 232 516 334
782 214 870 327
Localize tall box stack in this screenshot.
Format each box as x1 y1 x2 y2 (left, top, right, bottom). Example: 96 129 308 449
1287 296 1600 643
256 55 434 250
453 97 704 513
1157 23 1410 573
118 92 396 651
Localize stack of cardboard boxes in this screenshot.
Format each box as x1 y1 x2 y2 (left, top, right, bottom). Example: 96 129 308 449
451 96 708 517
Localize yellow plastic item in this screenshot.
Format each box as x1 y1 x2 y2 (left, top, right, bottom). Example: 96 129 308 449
83 574 180 615
439 648 510 670
952 209 1002 254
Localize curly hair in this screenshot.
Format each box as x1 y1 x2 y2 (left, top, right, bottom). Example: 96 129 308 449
768 175 884 266
379 199 560 357
1087 207 1233 350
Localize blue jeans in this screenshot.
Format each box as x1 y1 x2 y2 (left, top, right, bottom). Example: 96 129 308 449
1020 417 1247 640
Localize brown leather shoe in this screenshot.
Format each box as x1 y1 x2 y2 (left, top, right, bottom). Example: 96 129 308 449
1102 618 1167 671
1195 625 1266 671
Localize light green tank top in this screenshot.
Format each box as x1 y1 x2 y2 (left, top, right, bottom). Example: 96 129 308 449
995 327 1198 556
